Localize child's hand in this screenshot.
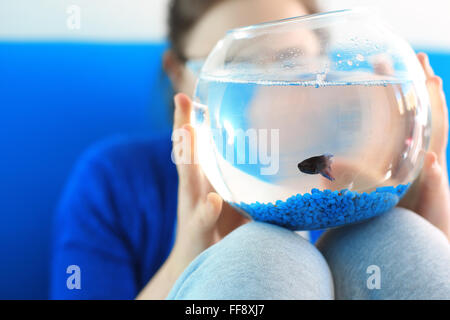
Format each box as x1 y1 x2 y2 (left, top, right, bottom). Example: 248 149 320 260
167 93 249 276
399 53 450 240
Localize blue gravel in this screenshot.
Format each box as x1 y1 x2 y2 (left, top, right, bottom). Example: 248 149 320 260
234 184 410 230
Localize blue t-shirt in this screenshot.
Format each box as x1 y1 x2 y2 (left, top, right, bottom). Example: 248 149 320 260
50 134 178 299
50 134 323 299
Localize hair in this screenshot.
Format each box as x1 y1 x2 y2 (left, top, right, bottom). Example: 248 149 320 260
168 0 320 63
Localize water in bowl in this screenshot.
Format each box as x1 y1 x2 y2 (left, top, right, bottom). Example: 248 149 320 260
192 75 429 229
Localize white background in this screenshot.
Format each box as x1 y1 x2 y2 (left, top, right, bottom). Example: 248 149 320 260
1 0 449 50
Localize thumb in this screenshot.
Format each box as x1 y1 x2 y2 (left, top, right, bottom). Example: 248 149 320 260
173 93 192 131
198 192 223 229
414 151 450 236
421 152 444 192
399 151 447 217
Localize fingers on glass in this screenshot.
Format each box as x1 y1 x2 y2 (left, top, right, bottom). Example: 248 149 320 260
417 52 435 78
173 93 192 130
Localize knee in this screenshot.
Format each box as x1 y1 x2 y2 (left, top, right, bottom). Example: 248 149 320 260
213 222 330 277
169 222 333 299
316 207 450 299
317 207 448 257
217 221 321 258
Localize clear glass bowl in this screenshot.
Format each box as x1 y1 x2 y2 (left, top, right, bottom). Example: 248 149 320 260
192 9 431 230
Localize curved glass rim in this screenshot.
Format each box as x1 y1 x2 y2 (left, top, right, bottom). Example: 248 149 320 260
226 8 371 34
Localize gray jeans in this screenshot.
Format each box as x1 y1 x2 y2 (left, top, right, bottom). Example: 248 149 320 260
167 207 450 299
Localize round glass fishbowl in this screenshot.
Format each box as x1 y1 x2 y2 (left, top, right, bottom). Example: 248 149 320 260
192 9 431 230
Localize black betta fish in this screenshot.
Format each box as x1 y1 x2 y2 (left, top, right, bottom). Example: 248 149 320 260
298 154 335 181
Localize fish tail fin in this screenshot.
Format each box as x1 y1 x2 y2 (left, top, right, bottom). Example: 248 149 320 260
320 168 335 181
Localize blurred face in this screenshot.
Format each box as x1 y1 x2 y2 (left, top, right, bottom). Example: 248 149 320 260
165 0 311 94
